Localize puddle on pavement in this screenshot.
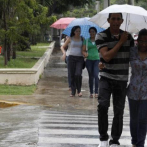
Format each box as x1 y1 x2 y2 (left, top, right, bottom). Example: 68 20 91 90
0 102 19 108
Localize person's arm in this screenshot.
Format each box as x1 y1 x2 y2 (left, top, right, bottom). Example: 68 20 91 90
82 45 88 58
82 39 88 58
99 31 129 62
60 37 70 61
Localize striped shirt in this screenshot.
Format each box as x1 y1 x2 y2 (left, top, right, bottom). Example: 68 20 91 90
95 28 134 81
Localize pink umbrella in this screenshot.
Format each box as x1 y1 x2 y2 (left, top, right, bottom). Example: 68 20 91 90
50 17 76 29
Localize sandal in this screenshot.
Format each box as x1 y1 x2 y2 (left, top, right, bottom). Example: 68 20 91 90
90 94 93 98
95 94 98 98
78 92 82 97
70 94 75 97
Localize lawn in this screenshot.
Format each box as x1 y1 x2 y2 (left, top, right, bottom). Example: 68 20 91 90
0 42 50 68
0 84 36 95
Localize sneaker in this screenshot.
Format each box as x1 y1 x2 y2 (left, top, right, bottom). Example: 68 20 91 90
110 144 119 147
98 141 109 147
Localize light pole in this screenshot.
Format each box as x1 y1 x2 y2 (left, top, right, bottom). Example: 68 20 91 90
128 0 134 5
104 0 110 9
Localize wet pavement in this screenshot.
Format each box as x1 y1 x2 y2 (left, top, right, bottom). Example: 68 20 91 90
0 46 146 147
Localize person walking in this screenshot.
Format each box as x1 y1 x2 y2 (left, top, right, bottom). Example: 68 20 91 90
82 27 100 98
95 13 134 147
127 28 147 147
61 26 84 97
61 35 71 91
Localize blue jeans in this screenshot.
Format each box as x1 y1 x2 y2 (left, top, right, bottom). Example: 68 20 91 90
128 99 147 147
65 56 71 88
86 59 99 94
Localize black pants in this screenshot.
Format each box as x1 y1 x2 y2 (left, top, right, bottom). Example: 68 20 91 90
68 55 84 95
97 76 127 145
128 99 147 147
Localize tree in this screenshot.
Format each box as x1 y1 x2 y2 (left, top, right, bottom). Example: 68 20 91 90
37 0 93 16
0 0 51 65
62 1 97 18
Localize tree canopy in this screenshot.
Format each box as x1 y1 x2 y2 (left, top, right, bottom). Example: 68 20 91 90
37 0 93 16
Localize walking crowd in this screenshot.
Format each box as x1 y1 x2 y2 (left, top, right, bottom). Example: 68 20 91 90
60 12 147 147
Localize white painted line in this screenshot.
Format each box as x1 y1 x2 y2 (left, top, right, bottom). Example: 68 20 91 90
39 123 129 129
39 129 131 136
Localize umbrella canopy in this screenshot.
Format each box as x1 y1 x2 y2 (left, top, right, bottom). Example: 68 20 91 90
50 17 76 29
62 17 104 39
90 4 147 33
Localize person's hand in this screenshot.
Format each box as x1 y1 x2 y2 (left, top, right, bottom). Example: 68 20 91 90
99 62 105 70
83 52 88 58
120 31 129 44
61 53 66 61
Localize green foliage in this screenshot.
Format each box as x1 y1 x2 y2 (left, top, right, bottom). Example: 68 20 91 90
0 0 49 53
110 0 147 10
38 0 93 15
135 1 147 10
62 1 97 18
0 84 36 95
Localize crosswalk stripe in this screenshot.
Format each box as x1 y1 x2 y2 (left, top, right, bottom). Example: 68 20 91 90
42 113 129 118
39 123 130 129
40 116 130 121
37 111 147 147
39 120 130 125
39 129 131 136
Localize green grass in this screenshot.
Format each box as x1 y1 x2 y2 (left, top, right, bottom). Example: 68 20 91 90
0 84 36 95
0 42 50 68
17 43 49 58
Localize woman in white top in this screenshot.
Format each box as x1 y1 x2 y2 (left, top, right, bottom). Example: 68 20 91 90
61 26 84 97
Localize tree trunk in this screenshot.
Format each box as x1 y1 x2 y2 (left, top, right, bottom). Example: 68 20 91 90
4 9 7 65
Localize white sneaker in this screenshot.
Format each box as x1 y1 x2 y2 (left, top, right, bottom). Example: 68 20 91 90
110 144 119 147
98 141 109 147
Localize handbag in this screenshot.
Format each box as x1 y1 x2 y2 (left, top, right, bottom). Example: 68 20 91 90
82 58 86 69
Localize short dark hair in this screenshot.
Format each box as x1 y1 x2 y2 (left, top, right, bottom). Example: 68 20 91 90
137 28 147 41
89 27 97 33
108 13 123 19
70 25 81 37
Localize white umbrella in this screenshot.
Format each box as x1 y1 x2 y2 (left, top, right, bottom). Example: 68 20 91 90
89 4 147 33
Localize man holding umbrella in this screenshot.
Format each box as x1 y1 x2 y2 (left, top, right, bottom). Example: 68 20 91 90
95 13 134 147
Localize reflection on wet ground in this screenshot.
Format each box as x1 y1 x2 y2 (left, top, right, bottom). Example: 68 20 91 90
0 102 19 108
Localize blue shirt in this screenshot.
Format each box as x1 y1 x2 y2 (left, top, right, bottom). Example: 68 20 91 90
127 46 147 100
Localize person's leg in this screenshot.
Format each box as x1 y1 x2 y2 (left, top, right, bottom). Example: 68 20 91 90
75 57 83 95
110 80 127 145
93 60 99 95
66 56 71 89
128 98 139 146
68 56 76 96
136 100 147 147
98 77 111 141
86 59 94 95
